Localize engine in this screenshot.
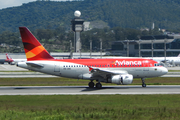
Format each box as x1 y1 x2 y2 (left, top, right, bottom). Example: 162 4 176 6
9 62 15 65
107 74 133 85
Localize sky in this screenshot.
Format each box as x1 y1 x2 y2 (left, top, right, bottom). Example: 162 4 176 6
0 0 71 10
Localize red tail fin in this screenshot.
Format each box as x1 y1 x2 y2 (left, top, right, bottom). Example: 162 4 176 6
5 53 13 62
6 53 12 60
19 27 54 61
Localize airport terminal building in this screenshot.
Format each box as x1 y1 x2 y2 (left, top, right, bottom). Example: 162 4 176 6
110 35 180 57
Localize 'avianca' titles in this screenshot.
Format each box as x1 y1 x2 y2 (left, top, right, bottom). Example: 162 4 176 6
17 27 168 88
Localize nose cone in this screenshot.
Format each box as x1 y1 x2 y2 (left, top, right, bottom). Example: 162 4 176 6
161 67 168 75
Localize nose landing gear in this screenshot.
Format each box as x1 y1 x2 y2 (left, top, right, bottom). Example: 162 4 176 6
141 78 146 87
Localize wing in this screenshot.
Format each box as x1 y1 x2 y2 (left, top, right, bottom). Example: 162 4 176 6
89 67 128 79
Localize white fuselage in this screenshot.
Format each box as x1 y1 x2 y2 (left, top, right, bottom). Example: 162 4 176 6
17 61 168 80
146 57 180 66
10 59 27 65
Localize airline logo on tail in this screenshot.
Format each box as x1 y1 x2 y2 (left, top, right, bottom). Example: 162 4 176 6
19 27 54 61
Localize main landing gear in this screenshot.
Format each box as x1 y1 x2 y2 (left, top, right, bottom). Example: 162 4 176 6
88 81 102 89
141 78 146 87
88 81 94 88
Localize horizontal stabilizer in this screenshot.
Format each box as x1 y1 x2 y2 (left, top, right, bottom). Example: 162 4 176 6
26 62 44 68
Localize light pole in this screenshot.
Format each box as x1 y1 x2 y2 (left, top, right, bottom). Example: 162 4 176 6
151 40 154 58
90 40 92 58
126 40 129 57
137 35 141 57
164 38 167 64
138 39 141 57
69 40 73 59
99 38 102 58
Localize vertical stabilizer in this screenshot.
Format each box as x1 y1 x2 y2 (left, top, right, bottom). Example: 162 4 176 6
177 53 180 57
5 53 13 62
19 27 54 61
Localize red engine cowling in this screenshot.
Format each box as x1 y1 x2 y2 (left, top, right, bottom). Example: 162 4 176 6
111 74 133 85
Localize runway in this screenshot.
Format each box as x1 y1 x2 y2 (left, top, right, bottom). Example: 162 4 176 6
0 85 180 95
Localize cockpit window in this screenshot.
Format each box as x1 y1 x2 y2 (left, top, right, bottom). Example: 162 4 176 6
154 63 161 66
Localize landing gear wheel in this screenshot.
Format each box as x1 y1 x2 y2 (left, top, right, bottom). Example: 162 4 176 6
96 83 102 89
142 84 146 87
88 81 94 88
141 78 146 87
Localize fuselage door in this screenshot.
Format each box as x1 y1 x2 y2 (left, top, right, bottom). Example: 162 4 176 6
143 63 149 77
54 64 60 72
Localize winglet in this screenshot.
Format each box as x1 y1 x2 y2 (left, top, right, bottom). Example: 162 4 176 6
19 27 54 61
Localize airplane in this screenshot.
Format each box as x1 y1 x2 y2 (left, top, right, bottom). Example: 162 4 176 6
0 59 7 64
145 54 180 66
5 53 27 65
16 27 168 88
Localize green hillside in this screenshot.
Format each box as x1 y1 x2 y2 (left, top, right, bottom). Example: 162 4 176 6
0 0 180 33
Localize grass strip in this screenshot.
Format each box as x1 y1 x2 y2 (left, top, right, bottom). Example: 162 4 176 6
0 77 180 86
0 95 180 120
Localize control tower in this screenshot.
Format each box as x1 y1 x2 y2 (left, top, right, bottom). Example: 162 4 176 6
71 10 84 52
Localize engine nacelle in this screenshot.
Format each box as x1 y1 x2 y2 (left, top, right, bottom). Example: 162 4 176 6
10 62 15 65
111 74 133 85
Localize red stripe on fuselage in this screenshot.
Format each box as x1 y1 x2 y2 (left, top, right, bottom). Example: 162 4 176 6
35 58 159 68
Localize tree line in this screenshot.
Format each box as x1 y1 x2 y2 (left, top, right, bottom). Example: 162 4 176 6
0 0 180 33
0 26 165 53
